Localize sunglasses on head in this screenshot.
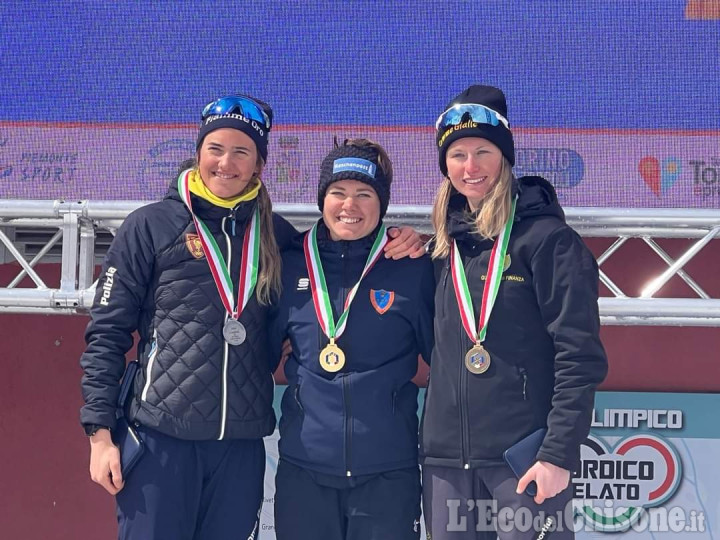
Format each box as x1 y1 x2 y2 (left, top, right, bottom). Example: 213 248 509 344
435 103 509 131
201 95 271 129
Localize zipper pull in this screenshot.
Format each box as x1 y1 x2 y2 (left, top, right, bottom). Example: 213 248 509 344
230 209 237 236
520 368 528 400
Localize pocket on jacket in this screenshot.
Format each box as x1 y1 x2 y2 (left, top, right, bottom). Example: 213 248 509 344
465 359 536 458
293 384 305 413
280 383 304 421
278 373 346 470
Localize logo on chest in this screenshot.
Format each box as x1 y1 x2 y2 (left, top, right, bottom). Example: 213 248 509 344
185 234 205 259
296 277 310 291
370 289 394 314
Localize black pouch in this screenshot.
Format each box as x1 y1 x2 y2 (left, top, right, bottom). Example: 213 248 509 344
502 427 547 497
112 360 144 478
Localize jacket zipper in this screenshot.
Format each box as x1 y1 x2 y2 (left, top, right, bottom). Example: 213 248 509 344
451 254 472 468
518 366 528 400
343 374 353 476
340 242 354 476
140 329 158 401
440 260 450 317
459 326 470 469
217 214 233 440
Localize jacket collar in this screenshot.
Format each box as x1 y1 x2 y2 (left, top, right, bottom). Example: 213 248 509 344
314 219 385 258
165 177 256 223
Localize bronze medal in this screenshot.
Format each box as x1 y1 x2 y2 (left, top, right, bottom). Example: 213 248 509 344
319 342 345 373
450 198 517 377
465 343 491 374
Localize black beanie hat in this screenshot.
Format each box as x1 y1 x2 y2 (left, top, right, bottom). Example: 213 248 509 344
436 85 515 176
318 141 392 219
196 94 274 162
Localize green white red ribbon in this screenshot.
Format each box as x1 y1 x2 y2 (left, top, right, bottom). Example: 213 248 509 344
304 222 388 340
177 169 260 320
450 197 517 344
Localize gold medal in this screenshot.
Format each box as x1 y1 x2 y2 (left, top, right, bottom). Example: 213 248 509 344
305 223 388 376
319 340 346 372
465 343 491 374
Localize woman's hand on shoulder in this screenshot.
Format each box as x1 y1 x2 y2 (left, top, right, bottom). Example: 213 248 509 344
384 226 429 259
516 460 570 505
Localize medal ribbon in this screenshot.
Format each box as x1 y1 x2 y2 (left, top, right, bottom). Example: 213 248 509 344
177 169 260 320
304 223 388 340
450 197 517 344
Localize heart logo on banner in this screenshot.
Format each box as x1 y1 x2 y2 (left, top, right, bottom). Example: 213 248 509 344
574 434 683 532
639 157 661 195
639 157 682 196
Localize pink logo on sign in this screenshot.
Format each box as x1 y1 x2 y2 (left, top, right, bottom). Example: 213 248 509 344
639 157 682 196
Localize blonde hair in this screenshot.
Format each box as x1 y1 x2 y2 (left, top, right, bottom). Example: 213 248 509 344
178 157 282 305
431 157 514 259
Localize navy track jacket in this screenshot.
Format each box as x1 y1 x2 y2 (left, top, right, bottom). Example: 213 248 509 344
269 221 435 477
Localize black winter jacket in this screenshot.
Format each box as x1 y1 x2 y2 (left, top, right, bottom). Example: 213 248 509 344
420 176 607 472
269 221 435 477
80 180 296 440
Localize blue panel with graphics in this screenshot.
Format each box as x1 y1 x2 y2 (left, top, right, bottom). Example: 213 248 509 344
0 1 718 129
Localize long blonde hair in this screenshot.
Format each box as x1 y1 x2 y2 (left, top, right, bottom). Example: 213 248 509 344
178 157 282 305
431 157 514 259
254 178 282 305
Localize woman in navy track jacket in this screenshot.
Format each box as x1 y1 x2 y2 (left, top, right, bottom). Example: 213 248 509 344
269 138 435 540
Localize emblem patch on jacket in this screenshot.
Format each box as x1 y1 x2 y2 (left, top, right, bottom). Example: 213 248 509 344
503 254 511 272
185 234 205 259
370 288 394 314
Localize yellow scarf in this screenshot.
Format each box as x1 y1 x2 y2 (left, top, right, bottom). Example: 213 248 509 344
188 169 262 208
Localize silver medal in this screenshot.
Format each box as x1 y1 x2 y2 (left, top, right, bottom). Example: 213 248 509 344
223 318 246 345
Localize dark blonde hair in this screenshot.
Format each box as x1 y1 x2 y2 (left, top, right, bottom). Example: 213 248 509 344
431 156 513 259
179 157 282 305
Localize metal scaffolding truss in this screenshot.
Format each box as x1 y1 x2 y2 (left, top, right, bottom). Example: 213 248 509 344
1 200 719 326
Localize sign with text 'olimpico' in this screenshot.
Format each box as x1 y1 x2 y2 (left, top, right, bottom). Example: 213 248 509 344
257 391 717 538
570 392 716 536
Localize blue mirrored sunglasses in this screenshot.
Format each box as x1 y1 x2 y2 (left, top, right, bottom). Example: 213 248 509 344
201 96 271 129
435 103 509 131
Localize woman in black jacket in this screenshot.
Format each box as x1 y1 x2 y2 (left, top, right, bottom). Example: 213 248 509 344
420 85 608 539
79 94 293 539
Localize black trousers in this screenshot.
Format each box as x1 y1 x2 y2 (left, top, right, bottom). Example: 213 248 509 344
274 459 421 540
116 426 264 540
422 464 575 540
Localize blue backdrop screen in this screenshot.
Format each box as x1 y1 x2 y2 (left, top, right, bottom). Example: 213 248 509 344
1 1 718 207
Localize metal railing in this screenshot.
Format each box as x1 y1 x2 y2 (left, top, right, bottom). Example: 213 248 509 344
1 200 719 326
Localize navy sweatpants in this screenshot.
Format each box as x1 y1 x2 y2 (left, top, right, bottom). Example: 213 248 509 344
116 426 265 540
422 465 575 540
274 459 421 540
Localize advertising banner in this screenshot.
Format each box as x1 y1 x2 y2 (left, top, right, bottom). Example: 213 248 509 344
257 391 717 538
1 125 718 208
